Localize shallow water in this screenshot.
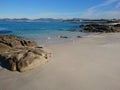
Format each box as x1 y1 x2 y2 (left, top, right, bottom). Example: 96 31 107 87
0 22 87 45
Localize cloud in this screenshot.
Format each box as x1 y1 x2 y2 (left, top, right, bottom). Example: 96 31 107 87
116 2 120 8
88 0 118 11
98 0 118 7
82 0 120 19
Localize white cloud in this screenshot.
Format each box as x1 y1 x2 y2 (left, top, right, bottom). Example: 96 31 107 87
98 0 118 7
116 2 120 8
88 0 119 11
81 0 120 19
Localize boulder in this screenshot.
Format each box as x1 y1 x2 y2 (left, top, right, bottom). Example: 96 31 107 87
0 35 51 72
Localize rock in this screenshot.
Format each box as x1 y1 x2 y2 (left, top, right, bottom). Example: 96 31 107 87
79 24 85 28
0 35 37 53
0 43 11 52
114 24 120 27
0 47 51 72
0 35 51 72
77 36 82 38
81 24 120 33
59 36 69 38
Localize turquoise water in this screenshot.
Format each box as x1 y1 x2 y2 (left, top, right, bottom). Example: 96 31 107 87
0 22 86 45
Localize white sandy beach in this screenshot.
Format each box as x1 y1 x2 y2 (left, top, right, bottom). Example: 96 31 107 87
0 33 120 90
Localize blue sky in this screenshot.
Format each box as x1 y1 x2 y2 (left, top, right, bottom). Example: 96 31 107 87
0 0 120 19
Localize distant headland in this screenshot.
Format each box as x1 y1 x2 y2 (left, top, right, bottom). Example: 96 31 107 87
0 18 120 23
0 18 63 22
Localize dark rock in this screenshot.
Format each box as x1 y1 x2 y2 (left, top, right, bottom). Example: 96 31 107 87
0 35 51 72
59 36 69 38
77 36 82 38
114 24 120 27
79 24 85 28
81 24 120 33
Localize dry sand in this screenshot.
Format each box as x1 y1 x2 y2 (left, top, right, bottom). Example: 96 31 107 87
0 33 120 90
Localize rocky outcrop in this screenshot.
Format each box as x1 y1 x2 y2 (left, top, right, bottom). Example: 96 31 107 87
81 24 120 33
0 35 37 52
0 35 51 72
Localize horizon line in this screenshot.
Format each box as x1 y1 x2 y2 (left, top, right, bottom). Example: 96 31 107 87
0 17 119 20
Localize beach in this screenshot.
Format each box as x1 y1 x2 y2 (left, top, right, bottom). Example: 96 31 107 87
0 33 120 90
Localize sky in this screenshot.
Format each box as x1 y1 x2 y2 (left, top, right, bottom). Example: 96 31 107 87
0 0 120 19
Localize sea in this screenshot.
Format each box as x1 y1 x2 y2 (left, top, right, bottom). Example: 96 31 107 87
0 22 87 45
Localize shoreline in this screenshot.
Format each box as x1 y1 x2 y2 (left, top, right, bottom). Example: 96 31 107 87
0 33 120 90
30 31 88 46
